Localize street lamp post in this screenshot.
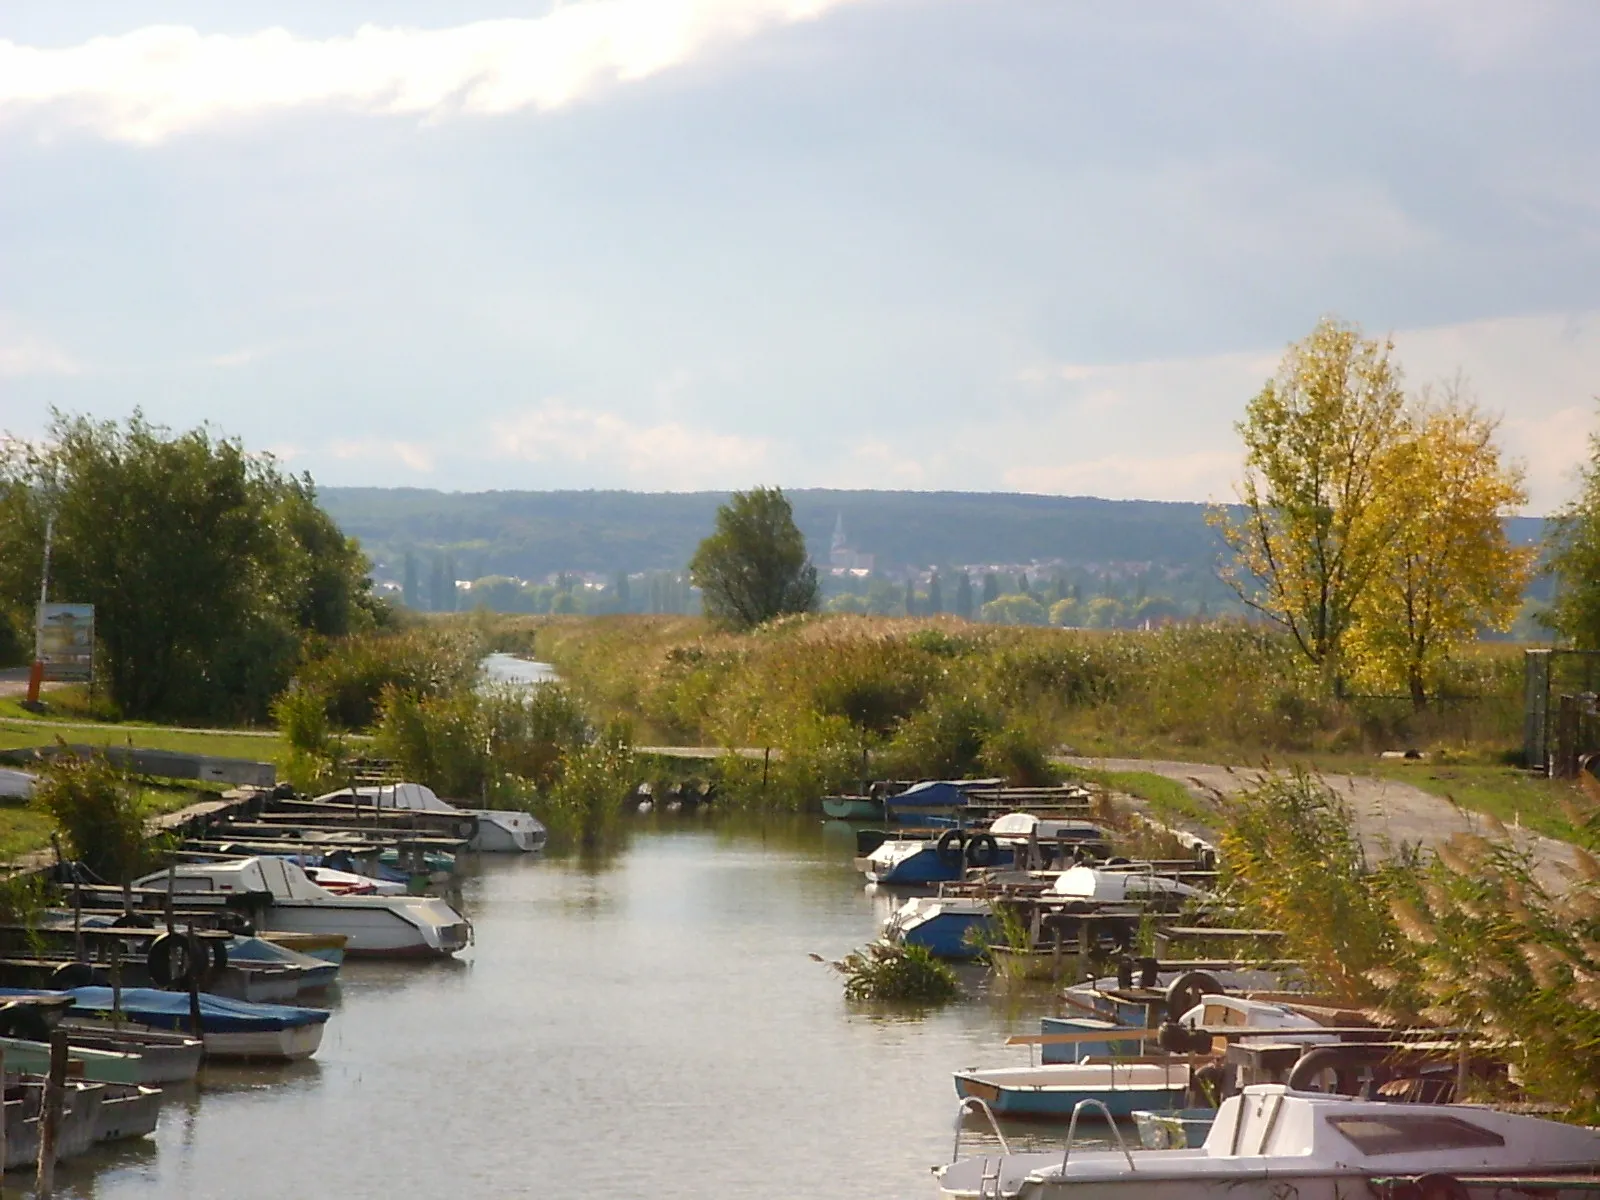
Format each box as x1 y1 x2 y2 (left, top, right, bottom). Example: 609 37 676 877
24 509 55 708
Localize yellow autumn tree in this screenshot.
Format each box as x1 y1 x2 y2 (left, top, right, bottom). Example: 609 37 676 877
1347 396 1532 706
1210 317 1409 686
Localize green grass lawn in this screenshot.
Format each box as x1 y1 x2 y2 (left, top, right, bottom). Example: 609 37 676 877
0 693 287 767
1058 765 1219 828
0 783 216 865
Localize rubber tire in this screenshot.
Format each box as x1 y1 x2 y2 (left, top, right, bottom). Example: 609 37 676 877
49 961 97 989
1165 970 1224 1020
935 828 968 868
109 912 155 929
147 932 203 989
0 1001 53 1043
965 832 1000 868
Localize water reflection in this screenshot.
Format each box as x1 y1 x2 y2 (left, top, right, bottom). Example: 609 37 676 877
65 816 1098 1200
479 652 558 689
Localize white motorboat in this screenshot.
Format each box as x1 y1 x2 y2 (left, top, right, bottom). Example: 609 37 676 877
315 782 547 853
132 856 472 958
0 768 35 800
938 1084 1600 1198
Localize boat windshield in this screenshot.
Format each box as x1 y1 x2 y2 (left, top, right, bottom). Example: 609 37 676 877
1327 1114 1504 1156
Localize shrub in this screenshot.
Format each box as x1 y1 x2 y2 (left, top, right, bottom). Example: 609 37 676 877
32 750 157 883
826 941 960 1005
296 626 483 731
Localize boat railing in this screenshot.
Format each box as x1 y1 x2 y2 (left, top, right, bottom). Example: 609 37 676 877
951 1096 1011 1162
1059 1098 1136 1175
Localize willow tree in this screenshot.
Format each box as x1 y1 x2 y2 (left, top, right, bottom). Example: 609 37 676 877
1211 317 1409 685
1347 397 1531 706
689 486 818 630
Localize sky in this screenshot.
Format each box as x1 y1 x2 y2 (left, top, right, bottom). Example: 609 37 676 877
1 1 1597 512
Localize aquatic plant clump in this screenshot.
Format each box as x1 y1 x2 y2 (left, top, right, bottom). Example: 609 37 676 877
826 941 960 1005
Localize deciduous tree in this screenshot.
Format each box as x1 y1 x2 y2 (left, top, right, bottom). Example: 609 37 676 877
1347 397 1531 705
1211 317 1408 685
1545 406 1600 650
688 486 818 630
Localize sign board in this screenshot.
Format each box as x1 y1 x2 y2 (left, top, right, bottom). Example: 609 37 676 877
37 603 94 682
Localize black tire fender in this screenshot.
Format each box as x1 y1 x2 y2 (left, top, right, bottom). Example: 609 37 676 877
965 832 1000 868
147 932 204 989
935 828 968 868
0 1001 53 1042
49 961 97 989
1165 970 1223 1020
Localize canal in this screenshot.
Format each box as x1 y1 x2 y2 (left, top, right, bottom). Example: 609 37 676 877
24 818 1067 1199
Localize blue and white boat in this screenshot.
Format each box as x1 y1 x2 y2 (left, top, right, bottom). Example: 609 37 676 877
883 896 996 959
0 987 332 1061
952 1060 1189 1118
1039 1016 1150 1065
225 935 341 993
863 834 1005 885
882 779 995 819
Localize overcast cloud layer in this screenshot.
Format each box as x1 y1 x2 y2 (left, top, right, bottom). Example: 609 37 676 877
2 1 1598 511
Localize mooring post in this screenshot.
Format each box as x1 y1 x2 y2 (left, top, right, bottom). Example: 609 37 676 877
110 938 123 1026
71 875 83 963
36 1028 68 1195
164 861 176 935
186 926 204 1039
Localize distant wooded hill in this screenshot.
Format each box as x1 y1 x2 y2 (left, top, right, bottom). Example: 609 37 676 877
318 487 1547 580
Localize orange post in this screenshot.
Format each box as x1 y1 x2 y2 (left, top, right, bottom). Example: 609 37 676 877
24 659 44 704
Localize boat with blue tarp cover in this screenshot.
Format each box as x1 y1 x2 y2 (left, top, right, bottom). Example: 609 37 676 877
0 987 330 1061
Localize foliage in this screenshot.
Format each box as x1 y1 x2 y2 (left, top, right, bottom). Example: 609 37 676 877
1218 769 1405 1005
543 718 635 849
689 486 819 630
31 749 160 883
272 683 344 794
1545 405 1600 650
0 412 382 722
826 941 960 1005
1346 396 1532 706
294 625 484 730
1211 318 1409 681
980 593 1048 626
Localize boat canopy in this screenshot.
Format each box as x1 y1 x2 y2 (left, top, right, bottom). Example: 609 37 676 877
313 782 454 813
888 779 1000 809
988 812 1104 842
133 856 340 902
1050 865 1203 902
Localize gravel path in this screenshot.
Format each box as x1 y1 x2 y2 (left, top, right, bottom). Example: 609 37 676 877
1061 755 1582 894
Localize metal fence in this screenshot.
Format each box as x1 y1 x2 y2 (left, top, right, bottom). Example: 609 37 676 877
1523 648 1600 776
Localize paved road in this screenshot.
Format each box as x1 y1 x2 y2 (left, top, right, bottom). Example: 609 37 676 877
1062 755 1580 894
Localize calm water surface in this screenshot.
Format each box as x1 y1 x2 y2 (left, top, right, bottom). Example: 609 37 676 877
23 819 1075 1200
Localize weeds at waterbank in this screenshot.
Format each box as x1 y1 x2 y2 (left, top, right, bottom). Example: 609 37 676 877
821 941 960 1005
531 615 1526 806
1219 770 1600 1122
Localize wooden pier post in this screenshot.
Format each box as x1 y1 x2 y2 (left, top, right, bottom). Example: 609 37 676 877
110 938 123 1026
186 927 204 1039
36 1029 68 1195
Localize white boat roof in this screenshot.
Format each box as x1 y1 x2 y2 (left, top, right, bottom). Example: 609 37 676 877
133 856 339 902
988 812 1103 841
313 782 458 813
1050 865 1203 901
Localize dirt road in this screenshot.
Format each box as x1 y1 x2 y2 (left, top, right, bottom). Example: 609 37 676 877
1062 755 1582 894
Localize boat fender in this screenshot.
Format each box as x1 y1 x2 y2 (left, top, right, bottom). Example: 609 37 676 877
1105 856 1131 867
1285 1044 1393 1094
1137 956 1160 988
109 912 155 929
935 828 968 868
1165 970 1223 1020
206 937 229 984
457 816 479 842
146 932 205 989
49 961 98 989
1116 956 1135 989
964 833 1000 868
1157 1020 1212 1055
0 1001 53 1043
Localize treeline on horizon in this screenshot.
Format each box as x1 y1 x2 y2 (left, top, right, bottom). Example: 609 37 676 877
324 486 1547 580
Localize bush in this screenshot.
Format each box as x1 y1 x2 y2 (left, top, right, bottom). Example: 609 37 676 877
295 626 483 731
542 719 635 849
32 750 157 883
827 941 960 1005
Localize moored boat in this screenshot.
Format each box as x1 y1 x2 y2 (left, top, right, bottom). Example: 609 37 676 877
938 1084 1600 1198
315 783 547 853
132 857 472 958
952 1060 1190 1119
58 1021 204 1085
58 986 330 1061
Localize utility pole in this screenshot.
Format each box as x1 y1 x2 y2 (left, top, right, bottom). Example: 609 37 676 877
24 509 54 708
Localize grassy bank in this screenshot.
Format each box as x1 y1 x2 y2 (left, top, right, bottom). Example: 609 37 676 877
532 613 1534 810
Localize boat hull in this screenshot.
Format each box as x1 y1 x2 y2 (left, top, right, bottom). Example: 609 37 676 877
823 798 883 821
468 810 547 853
953 1063 1189 1119
264 899 470 958
892 910 995 960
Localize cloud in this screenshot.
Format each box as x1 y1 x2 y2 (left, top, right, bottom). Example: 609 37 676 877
1003 452 1240 503
328 438 437 473
0 1 867 144
490 400 771 489
0 320 80 377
